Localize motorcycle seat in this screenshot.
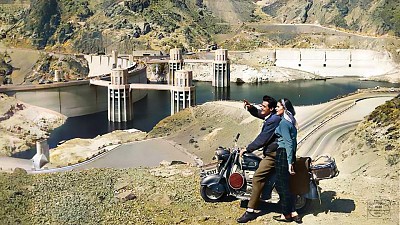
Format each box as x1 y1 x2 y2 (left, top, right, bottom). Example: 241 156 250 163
243 152 262 161
242 153 262 171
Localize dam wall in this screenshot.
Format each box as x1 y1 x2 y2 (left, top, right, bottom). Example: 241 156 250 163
6 67 147 117
12 84 108 117
275 49 396 77
84 55 133 77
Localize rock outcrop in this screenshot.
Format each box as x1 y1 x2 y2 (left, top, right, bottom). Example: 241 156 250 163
0 94 66 156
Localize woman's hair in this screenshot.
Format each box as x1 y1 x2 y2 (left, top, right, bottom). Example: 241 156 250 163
279 98 296 116
279 98 297 127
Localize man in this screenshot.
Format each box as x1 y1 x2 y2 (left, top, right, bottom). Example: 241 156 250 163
237 95 281 223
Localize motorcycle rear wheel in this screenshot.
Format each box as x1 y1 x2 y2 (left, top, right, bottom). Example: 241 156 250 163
200 185 226 202
295 195 312 213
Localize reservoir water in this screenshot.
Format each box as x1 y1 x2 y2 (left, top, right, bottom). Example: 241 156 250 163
12 77 399 159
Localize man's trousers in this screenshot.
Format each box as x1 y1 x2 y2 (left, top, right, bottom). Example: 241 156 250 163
247 151 276 209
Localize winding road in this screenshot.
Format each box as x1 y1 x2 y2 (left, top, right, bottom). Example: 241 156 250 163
305 121 360 157
27 138 198 174
296 91 397 158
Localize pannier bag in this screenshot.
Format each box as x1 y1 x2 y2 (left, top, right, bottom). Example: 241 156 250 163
310 155 339 180
290 157 311 195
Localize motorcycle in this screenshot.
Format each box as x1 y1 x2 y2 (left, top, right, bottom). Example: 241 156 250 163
199 133 322 212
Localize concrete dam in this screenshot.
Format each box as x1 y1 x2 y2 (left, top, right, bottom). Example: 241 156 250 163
2 54 148 117
0 49 229 119
273 49 396 77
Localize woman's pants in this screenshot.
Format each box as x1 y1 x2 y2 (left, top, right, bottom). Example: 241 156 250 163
275 148 295 215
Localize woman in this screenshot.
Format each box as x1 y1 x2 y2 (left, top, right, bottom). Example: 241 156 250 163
273 98 302 223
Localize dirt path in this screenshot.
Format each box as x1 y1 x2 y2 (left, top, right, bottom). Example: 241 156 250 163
203 0 242 25
0 46 40 84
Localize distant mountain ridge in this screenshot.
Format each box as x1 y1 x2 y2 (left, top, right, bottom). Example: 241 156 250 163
259 0 400 37
0 0 399 54
1 0 231 53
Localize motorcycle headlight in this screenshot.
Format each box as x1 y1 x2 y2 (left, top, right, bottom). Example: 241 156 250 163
215 148 230 161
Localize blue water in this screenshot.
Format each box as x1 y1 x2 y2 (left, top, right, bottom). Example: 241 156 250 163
12 78 399 159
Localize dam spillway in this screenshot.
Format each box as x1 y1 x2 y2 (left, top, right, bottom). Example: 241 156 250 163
274 49 396 77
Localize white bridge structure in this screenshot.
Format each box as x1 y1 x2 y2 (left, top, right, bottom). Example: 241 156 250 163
147 48 231 87
90 68 195 122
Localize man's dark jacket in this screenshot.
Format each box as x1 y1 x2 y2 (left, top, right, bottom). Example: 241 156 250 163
246 106 281 156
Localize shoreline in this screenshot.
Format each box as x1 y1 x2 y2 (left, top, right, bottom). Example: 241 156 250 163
0 93 67 157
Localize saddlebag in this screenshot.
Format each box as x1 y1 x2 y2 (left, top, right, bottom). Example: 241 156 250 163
310 155 339 180
290 157 311 195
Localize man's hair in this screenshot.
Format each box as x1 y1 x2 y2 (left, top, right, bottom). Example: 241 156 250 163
263 95 277 110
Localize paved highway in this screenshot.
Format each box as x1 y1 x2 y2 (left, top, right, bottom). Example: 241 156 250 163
303 121 360 157
61 139 196 172
297 94 396 158
19 139 198 174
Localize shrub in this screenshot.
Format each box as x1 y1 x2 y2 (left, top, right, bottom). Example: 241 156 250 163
386 153 400 166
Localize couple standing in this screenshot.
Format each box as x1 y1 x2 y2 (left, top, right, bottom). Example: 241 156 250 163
237 95 301 223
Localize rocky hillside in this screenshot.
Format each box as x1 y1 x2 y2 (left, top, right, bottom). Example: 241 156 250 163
1 0 399 54
0 0 231 53
148 101 264 163
0 51 12 84
337 95 400 176
260 0 400 37
0 165 240 225
23 53 89 84
0 94 66 156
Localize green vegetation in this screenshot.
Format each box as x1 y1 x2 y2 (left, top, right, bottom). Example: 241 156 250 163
366 96 400 165
0 51 12 75
60 0 93 21
148 108 194 137
24 0 61 48
0 166 241 225
367 95 400 126
375 1 400 36
330 15 349 29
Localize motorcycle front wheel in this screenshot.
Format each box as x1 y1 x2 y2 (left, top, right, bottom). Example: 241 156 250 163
200 184 226 202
